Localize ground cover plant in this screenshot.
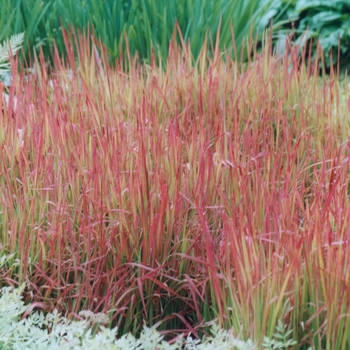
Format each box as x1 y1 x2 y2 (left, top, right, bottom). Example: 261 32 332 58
1 284 279 349
0 285 301 350
0 284 257 349
0 33 24 75
1 28 350 349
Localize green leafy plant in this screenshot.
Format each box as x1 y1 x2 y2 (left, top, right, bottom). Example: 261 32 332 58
0 32 24 75
0 285 260 349
0 0 276 65
265 0 350 70
0 285 301 349
262 320 297 349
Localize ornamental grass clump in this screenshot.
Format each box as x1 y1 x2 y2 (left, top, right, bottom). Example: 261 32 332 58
0 29 350 349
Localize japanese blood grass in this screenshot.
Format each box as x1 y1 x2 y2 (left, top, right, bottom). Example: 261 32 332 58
1 32 350 348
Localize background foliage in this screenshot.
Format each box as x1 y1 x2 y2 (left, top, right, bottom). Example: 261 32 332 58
2 1 349 70
264 0 350 71
0 0 275 66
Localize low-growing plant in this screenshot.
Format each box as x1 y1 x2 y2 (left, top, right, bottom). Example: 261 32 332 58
0 32 24 75
0 285 299 349
262 320 297 349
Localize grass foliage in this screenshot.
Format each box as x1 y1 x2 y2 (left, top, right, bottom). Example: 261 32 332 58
0 0 275 64
1 28 350 349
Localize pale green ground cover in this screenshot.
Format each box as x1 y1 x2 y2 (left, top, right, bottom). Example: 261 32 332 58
0 33 23 75
0 285 298 350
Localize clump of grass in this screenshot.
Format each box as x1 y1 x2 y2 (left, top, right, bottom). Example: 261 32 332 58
0 30 350 348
